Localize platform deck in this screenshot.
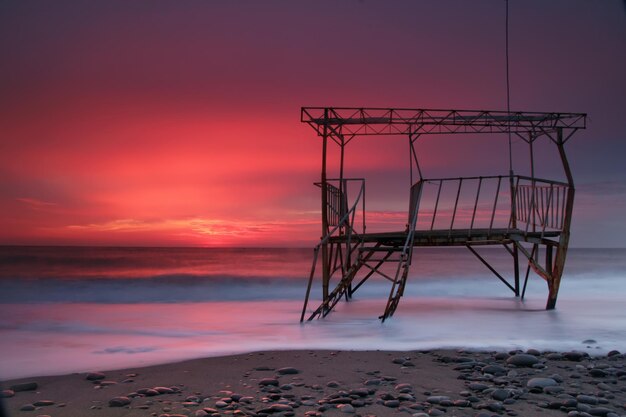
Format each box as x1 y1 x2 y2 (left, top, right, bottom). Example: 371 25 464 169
329 228 560 247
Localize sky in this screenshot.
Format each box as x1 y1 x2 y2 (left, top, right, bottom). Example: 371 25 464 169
1 0 625 247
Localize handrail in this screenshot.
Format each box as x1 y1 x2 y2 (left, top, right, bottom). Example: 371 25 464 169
314 178 365 245
413 175 570 236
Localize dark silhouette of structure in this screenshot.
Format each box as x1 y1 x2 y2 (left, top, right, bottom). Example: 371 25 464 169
300 107 586 322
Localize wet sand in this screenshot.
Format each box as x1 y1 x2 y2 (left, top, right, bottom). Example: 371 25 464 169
2 349 625 417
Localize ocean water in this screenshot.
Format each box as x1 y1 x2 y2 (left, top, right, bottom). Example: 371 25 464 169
1 246 625 380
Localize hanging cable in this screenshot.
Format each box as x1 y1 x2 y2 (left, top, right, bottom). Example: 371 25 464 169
505 0 513 174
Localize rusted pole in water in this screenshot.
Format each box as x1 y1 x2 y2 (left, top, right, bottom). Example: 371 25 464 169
547 128 574 310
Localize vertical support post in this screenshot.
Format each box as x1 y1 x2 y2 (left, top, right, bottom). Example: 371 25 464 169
321 109 330 305
509 161 520 296
547 128 575 310
529 134 536 232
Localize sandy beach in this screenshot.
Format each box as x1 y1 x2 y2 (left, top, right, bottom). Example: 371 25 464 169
2 349 625 417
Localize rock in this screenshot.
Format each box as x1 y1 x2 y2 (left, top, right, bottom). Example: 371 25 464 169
494 352 510 360
577 395 599 405
426 396 450 404
428 409 445 416
526 348 542 356
194 411 209 417
469 383 489 391
544 386 565 395
588 407 613 416
19 404 36 411
589 369 608 378
547 352 564 360
10 382 38 392
259 378 279 386
383 399 400 408
483 364 507 375
364 379 380 386
492 389 510 401
395 383 413 393
270 404 293 412
1 390 15 398
607 350 621 357
215 400 229 408
527 377 558 389
86 372 106 381
326 380 340 387
337 404 355 413
564 351 587 362
33 400 55 406
277 367 300 375
582 339 597 345
154 386 175 394
109 396 131 407
349 388 370 397
507 354 539 367
99 380 117 386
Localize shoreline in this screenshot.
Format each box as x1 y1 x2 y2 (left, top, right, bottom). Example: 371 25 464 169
2 348 625 417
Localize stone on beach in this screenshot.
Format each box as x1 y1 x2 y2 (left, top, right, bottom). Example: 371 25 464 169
527 377 558 389
10 382 38 392
108 396 131 407
277 367 300 375
259 377 279 386
85 372 106 381
506 353 540 367
32 400 55 406
1 389 15 398
338 403 355 413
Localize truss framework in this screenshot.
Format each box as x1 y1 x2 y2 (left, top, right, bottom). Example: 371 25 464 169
300 107 586 322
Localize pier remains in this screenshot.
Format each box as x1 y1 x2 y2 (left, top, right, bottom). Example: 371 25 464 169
300 107 586 322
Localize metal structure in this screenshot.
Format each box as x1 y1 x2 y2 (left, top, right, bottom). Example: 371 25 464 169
300 107 586 322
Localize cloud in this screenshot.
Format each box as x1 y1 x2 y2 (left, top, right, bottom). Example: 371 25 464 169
15 197 59 209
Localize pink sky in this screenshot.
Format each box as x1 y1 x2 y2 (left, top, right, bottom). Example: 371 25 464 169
1 1 625 247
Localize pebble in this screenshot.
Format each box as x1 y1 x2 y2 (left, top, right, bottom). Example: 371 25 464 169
426 395 450 404
86 372 106 381
10 382 38 392
259 378 279 386
109 396 131 407
338 404 355 413
492 389 510 401
483 364 507 375
564 351 587 362
527 377 558 389
383 399 400 408
589 369 608 378
364 379 381 386
577 395 599 405
507 353 539 367
32 400 55 406
19 404 36 411
1 390 15 398
469 383 489 391
277 367 300 375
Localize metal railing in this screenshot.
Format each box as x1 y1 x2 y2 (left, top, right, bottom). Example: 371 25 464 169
409 175 570 238
514 176 569 236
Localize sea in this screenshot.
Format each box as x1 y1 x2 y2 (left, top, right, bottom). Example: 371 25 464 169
1 246 625 380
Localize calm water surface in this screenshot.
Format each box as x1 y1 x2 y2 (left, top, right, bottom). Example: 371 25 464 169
1 246 625 379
